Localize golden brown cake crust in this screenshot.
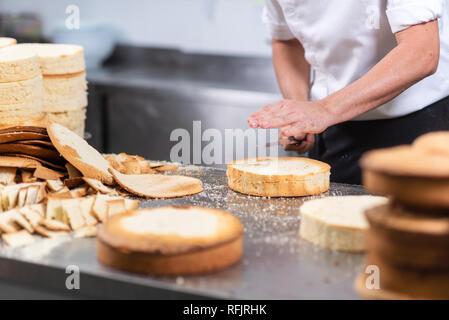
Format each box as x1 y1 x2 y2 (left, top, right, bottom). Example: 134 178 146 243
227 157 330 197
360 145 449 178
97 236 243 275
47 123 114 184
356 251 449 300
412 131 449 157
97 206 244 275
98 206 244 255
363 169 449 209
365 203 449 270
109 168 203 199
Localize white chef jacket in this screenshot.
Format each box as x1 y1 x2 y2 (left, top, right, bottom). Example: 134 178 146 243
262 0 449 120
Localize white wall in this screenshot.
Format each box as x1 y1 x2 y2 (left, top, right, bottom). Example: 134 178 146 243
0 0 272 56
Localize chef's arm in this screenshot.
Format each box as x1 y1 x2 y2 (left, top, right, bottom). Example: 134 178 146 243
322 20 440 124
272 38 315 152
272 38 310 101
249 20 440 136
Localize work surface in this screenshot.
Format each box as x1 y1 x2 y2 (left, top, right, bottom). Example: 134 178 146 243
0 165 367 299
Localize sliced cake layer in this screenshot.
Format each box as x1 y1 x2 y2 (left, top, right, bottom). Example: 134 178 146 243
227 157 331 197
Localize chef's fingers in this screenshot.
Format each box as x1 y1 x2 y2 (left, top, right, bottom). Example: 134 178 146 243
258 114 297 129
248 101 286 128
278 132 292 148
280 122 306 137
284 140 309 153
248 117 258 128
284 136 315 154
306 133 315 143
296 140 315 155
299 134 315 154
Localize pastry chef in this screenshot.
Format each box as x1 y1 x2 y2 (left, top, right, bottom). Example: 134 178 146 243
248 0 449 184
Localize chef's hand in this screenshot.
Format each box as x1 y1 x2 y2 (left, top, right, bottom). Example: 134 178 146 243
248 99 332 137
279 130 315 155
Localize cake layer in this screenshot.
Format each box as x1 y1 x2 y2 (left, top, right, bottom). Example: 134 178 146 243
43 72 87 96
356 252 449 300
0 114 46 129
227 157 331 197
43 91 87 112
0 75 43 105
98 206 244 255
0 46 41 83
97 206 244 275
45 108 86 137
11 43 85 75
361 145 449 178
299 195 388 252
365 203 449 270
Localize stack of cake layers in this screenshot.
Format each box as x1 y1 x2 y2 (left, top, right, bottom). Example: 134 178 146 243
13 44 87 137
0 41 45 129
356 131 449 300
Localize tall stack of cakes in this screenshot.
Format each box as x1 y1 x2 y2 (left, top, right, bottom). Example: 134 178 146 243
0 41 45 128
13 44 87 137
355 131 449 300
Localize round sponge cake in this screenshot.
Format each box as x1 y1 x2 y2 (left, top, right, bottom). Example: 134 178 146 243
227 157 330 197
299 195 388 252
97 206 244 275
361 145 449 209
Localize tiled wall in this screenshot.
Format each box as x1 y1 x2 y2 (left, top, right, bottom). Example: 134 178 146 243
0 0 272 56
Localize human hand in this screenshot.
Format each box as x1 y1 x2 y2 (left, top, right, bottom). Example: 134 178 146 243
248 99 332 137
278 131 315 155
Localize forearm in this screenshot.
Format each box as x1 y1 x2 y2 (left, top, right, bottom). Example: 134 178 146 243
272 38 310 101
248 21 441 137
322 21 440 125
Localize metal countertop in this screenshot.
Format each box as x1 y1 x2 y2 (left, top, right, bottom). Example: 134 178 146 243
0 165 367 299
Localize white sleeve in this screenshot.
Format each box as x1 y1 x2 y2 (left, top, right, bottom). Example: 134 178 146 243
386 0 444 33
262 0 295 40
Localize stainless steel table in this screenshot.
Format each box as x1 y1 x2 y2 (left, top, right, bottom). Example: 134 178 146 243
0 166 367 299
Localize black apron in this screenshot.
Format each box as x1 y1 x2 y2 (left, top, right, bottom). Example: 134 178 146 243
309 95 449 185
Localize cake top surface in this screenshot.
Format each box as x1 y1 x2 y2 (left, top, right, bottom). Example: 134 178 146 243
300 195 388 230
98 206 244 254
0 45 37 62
12 43 84 58
361 145 449 177
120 207 218 238
229 157 330 176
0 37 16 48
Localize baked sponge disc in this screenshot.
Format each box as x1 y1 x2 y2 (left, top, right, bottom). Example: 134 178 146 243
47 123 113 184
361 145 449 209
412 131 449 157
299 195 388 252
227 157 330 197
0 37 16 49
97 206 244 275
109 168 203 198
